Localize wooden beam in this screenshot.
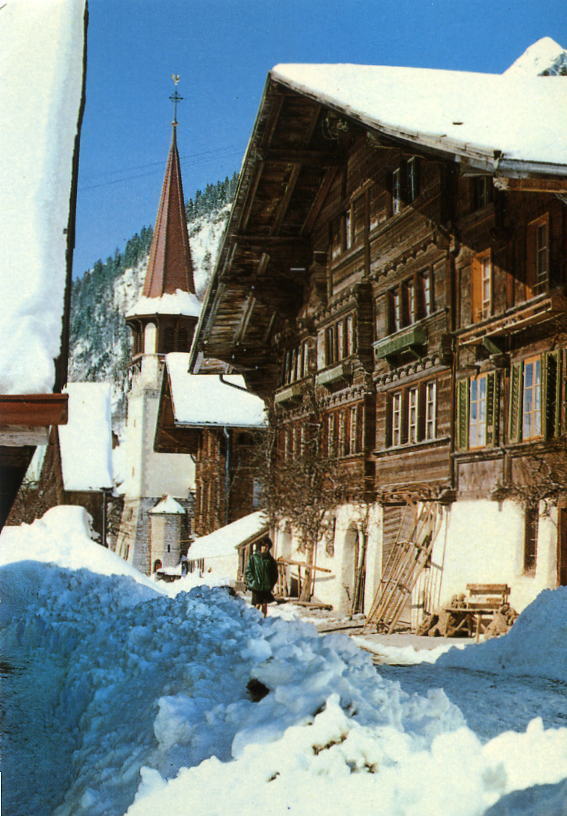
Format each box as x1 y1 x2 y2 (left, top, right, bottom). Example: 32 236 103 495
271 163 302 234
260 147 339 166
0 394 69 427
230 234 309 248
494 176 567 193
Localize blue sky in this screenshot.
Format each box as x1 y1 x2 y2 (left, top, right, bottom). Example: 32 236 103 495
74 0 566 275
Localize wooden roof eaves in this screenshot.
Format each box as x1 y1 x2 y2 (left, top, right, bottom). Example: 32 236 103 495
269 74 567 180
0 394 69 427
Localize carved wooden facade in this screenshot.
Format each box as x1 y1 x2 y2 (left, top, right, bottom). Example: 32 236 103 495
191 67 567 604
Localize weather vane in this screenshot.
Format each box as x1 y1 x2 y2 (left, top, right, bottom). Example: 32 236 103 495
169 74 183 126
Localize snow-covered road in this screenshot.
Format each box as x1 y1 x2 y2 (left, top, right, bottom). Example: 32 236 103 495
1 507 566 816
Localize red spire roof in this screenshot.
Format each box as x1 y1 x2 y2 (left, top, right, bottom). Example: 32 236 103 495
142 127 195 298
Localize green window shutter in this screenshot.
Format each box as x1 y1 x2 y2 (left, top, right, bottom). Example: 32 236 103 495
508 361 523 444
542 350 561 440
485 371 500 447
455 378 469 451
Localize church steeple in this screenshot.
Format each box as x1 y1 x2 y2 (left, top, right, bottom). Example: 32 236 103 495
126 77 200 366
143 81 195 298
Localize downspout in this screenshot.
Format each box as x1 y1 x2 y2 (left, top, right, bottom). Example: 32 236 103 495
223 426 231 526
219 373 250 394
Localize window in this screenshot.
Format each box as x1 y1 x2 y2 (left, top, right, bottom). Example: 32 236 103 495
282 339 310 384
407 157 420 203
408 387 419 443
508 351 563 444
424 382 437 440
523 505 539 574
391 392 403 446
327 413 337 457
420 268 435 317
388 268 435 333
472 176 493 210
522 357 542 440
349 405 359 453
392 158 420 214
471 249 493 322
469 375 488 449
392 168 402 215
322 313 356 367
455 372 499 451
526 213 549 298
387 381 437 448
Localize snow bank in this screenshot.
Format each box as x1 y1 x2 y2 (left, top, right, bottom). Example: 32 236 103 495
0 0 85 393
0 505 158 594
2 508 567 816
437 587 567 682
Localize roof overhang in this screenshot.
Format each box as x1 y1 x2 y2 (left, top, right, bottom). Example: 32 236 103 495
189 64 567 383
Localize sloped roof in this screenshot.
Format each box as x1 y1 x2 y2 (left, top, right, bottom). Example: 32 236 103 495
166 353 267 428
59 383 113 491
150 495 186 514
188 510 268 560
271 63 567 172
142 127 196 299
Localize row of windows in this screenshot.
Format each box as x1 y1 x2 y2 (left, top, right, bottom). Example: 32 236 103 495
388 267 435 333
470 214 550 323
456 351 562 450
282 339 311 385
387 381 437 447
324 313 355 366
280 404 364 460
330 158 421 260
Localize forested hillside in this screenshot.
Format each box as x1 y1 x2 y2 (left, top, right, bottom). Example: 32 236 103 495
69 174 237 424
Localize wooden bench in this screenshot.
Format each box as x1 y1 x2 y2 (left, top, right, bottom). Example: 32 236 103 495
443 584 511 640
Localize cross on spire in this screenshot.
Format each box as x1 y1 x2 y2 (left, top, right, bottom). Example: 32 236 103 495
169 74 183 127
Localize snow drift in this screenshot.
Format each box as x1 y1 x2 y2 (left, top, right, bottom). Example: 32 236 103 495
1 507 566 816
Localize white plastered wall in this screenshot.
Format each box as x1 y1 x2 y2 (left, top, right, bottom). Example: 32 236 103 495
425 499 558 615
273 503 383 615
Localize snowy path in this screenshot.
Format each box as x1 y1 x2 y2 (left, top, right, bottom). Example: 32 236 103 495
378 664 567 741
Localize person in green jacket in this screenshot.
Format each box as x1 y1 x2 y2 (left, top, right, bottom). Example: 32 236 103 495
245 537 279 616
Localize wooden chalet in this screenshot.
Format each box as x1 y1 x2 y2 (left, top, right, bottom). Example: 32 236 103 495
155 353 266 537
189 54 567 625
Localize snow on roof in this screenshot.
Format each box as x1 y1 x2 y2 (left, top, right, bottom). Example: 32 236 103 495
504 36 567 77
126 290 201 319
271 62 567 170
0 0 85 394
188 510 268 560
166 353 267 428
150 495 186 515
59 383 113 491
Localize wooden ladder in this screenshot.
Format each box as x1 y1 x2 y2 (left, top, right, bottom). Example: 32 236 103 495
364 502 439 633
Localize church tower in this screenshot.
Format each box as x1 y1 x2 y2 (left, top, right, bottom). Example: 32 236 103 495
116 80 196 573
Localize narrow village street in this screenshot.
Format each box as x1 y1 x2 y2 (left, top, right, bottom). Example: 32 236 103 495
1 1 567 815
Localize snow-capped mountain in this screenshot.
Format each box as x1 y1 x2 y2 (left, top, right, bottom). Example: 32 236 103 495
504 36 567 76
69 203 231 426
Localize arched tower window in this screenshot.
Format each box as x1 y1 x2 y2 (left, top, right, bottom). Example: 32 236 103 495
144 322 157 353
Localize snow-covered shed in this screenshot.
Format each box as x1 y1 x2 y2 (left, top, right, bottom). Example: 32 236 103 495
186 509 268 580
8 383 114 544
0 0 87 526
